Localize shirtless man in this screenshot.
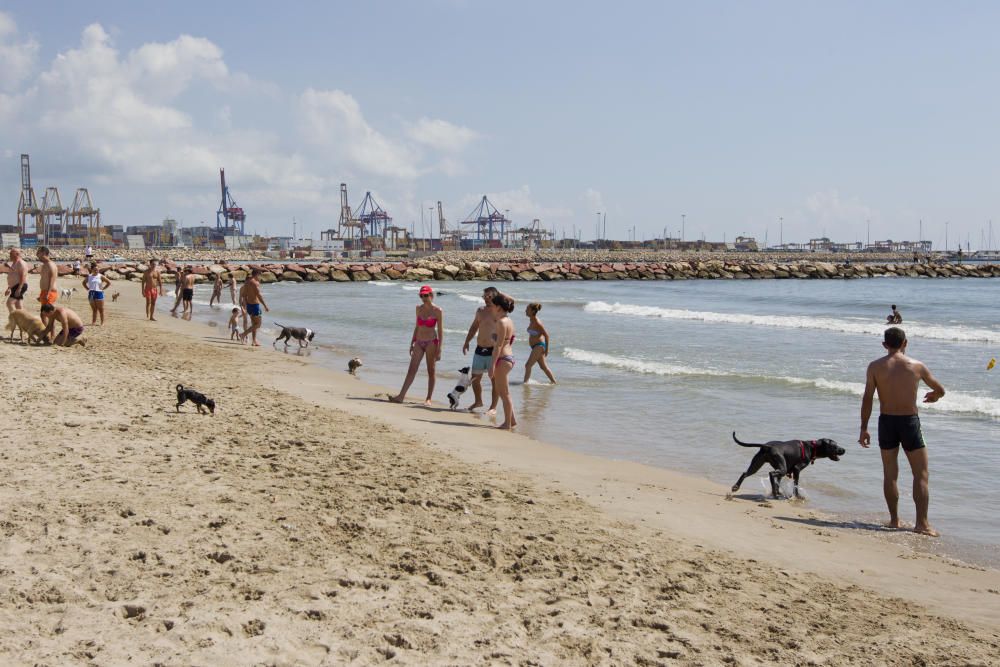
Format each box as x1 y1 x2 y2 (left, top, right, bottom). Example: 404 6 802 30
228 273 238 305
239 268 269 346
36 246 59 311
859 327 946 536
40 304 86 347
4 248 29 312
141 259 163 321
180 268 196 315
462 286 499 412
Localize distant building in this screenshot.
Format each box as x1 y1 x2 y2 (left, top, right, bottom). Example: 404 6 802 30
734 236 759 252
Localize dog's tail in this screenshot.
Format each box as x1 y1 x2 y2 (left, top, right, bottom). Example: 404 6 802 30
732 431 764 448
273 322 287 329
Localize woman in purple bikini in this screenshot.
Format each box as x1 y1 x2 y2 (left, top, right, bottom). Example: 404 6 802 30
488 292 517 430
390 285 444 405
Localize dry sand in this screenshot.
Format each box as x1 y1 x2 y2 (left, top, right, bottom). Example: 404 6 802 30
1 280 998 665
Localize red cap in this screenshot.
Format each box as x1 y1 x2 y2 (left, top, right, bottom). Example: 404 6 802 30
419 285 433 295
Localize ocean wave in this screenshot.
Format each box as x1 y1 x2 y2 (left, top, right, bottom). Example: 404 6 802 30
457 293 482 303
563 347 1000 418
583 301 1000 344
370 281 397 287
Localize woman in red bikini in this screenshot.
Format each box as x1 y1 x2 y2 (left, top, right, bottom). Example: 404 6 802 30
390 285 444 405
488 292 517 430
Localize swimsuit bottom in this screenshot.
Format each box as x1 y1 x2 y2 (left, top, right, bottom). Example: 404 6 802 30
38 290 58 305
472 347 494 373
878 414 925 452
414 338 439 350
531 341 547 351
494 354 515 369
8 283 27 301
88 290 104 301
67 326 84 340
143 287 158 299
182 288 194 300
246 303 263 317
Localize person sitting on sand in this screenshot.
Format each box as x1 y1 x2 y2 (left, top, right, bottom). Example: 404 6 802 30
859 327 945 536
489 292 517 430
886 304 903 325
209 272 223 307
40 304 86 347
239 269 269 346
5 247 29 313
141 259 163 321
390 285 443 406
82 263 111 325
523 302 556 384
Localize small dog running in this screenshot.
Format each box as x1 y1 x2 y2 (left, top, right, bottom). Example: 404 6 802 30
730 431 845 499
176 384 216 415
348 358 363 375
273 323 315 348
60 287 77 301
447 366 473 410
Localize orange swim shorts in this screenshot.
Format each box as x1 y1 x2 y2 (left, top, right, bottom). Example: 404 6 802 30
143 287 158 299
37 290 58 305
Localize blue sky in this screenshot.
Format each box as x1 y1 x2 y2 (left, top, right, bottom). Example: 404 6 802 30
2 1 998 248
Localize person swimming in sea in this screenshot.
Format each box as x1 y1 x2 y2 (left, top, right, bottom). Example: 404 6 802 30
522 302 556 384
886 304 903 324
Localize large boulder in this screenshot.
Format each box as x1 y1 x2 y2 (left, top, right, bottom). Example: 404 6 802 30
304 271 329 282
349 270 371 281
329 270 351 282
259 271 278 284
280 270 304 282
104 270 123 280
516 270 540 281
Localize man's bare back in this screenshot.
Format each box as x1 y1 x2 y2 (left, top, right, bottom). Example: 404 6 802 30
866 353 937 416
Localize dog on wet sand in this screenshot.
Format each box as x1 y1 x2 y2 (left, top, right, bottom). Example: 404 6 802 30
730 431 845 499
348 358 363 375
447 366 473 410
5 310 48 344
176 384 216 415
274 323 315 348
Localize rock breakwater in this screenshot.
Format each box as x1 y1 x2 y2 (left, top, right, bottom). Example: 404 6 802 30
5 258 997 284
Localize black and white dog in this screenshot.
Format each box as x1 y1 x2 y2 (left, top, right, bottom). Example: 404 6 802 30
176 384 216 415
447 366 473 410
274 322 315 348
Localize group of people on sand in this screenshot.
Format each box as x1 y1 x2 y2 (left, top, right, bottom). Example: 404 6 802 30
138 260 269 345
3 246 95 347
388 285 556 431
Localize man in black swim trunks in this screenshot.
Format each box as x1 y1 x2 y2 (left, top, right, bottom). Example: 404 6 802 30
5 248 29 313
859 327 945 536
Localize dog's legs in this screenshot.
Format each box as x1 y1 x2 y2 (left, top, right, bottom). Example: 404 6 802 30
732 450 768 492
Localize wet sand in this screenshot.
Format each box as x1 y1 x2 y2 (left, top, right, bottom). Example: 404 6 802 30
0 280 997 664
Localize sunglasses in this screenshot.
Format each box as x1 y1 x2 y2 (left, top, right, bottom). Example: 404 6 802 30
420 293 432 298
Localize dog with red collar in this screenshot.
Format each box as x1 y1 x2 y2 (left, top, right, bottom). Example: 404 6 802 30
730 431 845 499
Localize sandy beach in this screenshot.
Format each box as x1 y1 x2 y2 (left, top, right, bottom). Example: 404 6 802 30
1 279 998 665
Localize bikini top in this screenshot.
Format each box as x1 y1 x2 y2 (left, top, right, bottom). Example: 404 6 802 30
417 316 438 328
527 327 541 336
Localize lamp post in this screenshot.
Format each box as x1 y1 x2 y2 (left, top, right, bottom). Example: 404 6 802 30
681 214 686 243
596 211 601 245
945 221 949 252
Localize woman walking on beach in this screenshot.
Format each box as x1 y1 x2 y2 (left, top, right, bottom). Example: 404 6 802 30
82 263 111 325
390 285 443 406
489 292 517 429
523 302 556 384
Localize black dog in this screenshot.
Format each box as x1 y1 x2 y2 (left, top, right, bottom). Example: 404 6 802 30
176 384 216 415
274 322 315 348
731 431 844 498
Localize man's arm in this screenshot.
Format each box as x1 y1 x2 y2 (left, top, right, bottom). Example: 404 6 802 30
859 364 876 448
255 285 269 311
462 311 480 355
921 365 945 403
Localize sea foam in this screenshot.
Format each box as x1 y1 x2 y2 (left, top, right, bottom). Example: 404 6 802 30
563 347 1000 418
583 301 1000 344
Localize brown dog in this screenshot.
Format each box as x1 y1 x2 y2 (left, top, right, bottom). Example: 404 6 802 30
111 292 121 302
5 310 48 344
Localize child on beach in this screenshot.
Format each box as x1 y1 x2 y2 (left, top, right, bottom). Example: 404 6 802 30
228 307 243 342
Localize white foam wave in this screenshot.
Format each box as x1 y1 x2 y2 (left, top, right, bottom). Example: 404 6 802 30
563 347 1000 418
583 301 1000 344
370 281 397 287
457 294 482 303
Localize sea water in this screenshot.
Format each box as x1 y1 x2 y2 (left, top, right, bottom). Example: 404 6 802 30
189 276 1000 566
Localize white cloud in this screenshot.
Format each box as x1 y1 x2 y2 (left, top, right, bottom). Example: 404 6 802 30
299 88 420 180
406 117 479 153
0 12 39 92
583 187 605 214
